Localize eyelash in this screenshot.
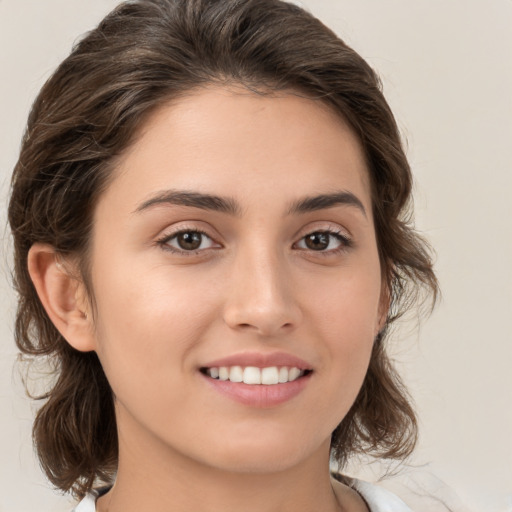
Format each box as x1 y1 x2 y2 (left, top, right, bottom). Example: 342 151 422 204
156 228 216 255
294 229 353 256
156 228 353 257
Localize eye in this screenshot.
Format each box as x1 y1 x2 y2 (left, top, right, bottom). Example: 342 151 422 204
158 229 219 253
295 230 351 253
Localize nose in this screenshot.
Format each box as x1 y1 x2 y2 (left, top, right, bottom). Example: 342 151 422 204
222 248 302 337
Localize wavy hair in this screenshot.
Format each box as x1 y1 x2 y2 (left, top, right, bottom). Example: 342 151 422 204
8 0 438 498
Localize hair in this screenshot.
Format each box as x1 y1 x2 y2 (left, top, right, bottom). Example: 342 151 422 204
8 0 438 499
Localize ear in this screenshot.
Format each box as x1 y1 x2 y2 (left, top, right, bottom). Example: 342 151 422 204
27 243 96 352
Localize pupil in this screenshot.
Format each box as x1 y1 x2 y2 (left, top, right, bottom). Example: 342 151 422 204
178 232 202 250
305 232 329 250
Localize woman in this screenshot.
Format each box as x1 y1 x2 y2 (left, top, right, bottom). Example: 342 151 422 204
8 0 437 510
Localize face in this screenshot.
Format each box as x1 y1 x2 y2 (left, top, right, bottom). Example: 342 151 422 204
84 86 385 474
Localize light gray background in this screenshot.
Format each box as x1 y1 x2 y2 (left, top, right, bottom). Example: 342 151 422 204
1 1 511 511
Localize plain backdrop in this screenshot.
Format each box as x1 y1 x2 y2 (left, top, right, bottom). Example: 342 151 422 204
0 1 511 511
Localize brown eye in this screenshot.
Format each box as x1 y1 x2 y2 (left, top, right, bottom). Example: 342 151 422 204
161 230 218 253
176 231 203 250
295 230 351 253
304 232 330 250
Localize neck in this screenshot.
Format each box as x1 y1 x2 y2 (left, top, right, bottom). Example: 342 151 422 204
96 406 368 512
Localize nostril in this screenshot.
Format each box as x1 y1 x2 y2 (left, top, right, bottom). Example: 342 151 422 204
223 295 302 336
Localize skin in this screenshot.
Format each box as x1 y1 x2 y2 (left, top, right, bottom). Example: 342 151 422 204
29 85 387 512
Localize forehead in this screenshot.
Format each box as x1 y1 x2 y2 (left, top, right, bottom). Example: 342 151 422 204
101 85 372 217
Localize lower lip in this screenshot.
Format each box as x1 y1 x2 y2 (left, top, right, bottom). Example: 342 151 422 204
201 373 312 408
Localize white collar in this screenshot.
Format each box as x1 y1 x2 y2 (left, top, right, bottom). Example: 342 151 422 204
350 478 413 512
72 477 413 512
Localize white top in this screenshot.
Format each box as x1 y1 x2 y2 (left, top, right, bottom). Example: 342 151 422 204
351 478 412 512
72 478 412 512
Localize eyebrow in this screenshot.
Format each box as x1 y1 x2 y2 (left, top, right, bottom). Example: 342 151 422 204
134 189 366 218
286 191 367 217
134 190 241 216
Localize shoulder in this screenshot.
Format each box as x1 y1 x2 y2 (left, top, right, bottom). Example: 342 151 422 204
71 491 97 512
73 479 412 512
71 485 112 512
331 473 413 512
349 477 413 512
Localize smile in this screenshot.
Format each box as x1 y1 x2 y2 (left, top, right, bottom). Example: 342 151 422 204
202 366 310 385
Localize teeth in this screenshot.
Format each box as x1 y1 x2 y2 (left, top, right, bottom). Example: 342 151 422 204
229 366 243 383
289 367 301 382
261 367 279 385
206 366 307 385
243 367 261 384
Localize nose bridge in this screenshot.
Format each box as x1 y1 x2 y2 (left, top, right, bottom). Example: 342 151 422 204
223 239 301 336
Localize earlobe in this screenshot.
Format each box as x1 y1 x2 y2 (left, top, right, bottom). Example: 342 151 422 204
27 243 96 352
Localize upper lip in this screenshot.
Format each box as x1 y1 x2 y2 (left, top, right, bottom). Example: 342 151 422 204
202 351 313 370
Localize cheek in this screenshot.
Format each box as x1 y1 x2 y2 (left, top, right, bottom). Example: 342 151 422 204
308 266 382 338
305 267 381 387
89 263 218 396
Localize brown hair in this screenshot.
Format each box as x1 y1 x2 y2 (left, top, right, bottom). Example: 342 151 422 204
8 0 438 498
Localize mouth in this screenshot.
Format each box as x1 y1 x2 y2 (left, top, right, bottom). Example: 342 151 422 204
200 366 313 385
199 352 314 407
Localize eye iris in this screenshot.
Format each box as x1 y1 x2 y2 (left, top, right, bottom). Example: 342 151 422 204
177 232 202 250
305 232 330 250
